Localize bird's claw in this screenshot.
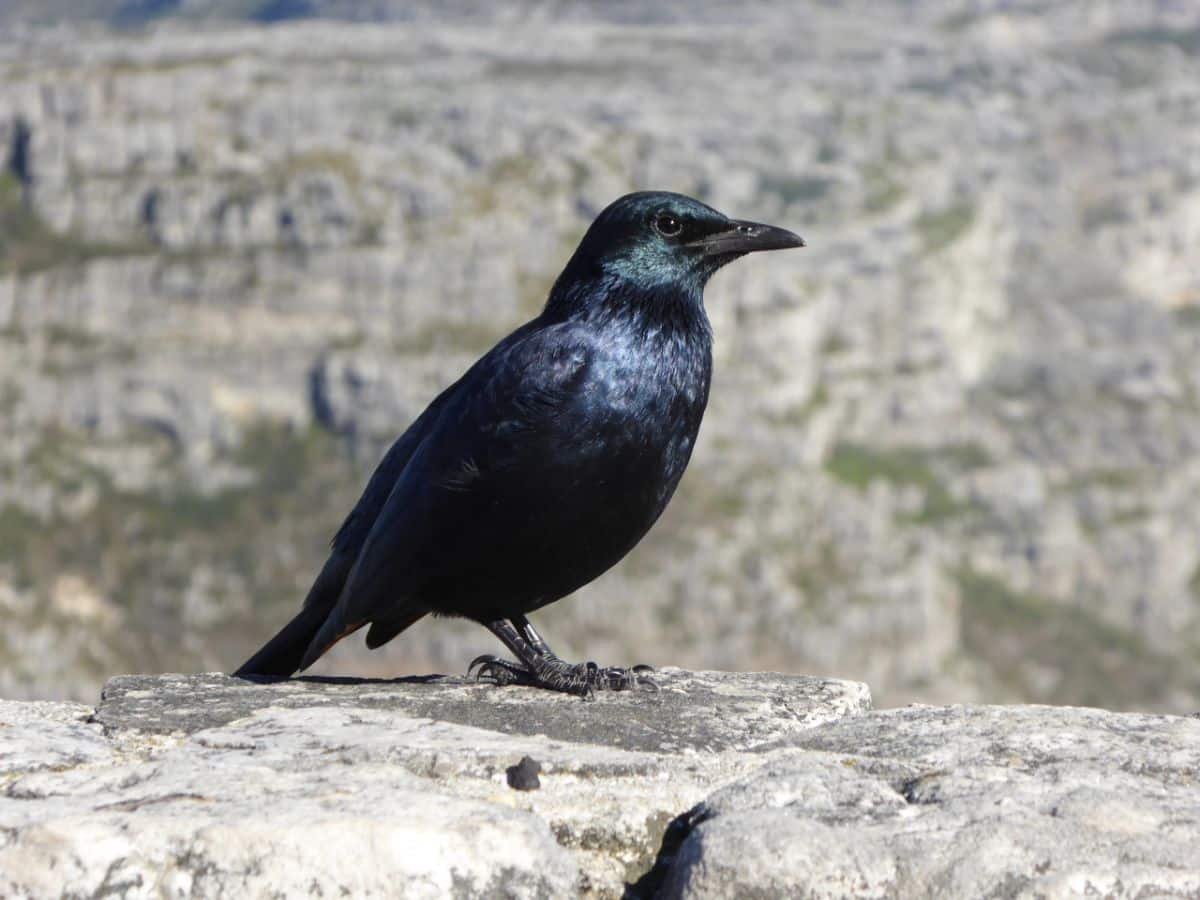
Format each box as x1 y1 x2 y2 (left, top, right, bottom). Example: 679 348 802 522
584 663 659 693
468 654 535 686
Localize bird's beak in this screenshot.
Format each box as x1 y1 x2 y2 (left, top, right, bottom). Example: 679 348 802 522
688 219 806 257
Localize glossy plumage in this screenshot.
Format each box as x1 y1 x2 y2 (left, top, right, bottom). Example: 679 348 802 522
235 191 803 694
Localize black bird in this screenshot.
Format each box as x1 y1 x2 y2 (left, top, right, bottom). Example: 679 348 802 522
234 191 803 695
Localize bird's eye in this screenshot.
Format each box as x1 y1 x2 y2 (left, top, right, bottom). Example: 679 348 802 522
653 214 682 237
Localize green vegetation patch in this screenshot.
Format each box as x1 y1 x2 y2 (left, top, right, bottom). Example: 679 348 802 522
487 58 654 81
279 150 362 188
0 173 149 276
862 162 906 214
98 52 240 76
1081 196 1128 231
0 380 20 415
915 202 976 253
788 542 851 620
0 504 41 566
825 441 990 524
760 173 835 207
1108 26 1200 56
821 333 851 355
958 568 1200 710
938 11 977 32
1189 564 1200 601
1062 467 1143 492
1174 306 1200 327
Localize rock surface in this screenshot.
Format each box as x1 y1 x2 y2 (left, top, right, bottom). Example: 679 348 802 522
0 670 870 898
97 668 868 751
4 671 1200 898
663 704 1200 898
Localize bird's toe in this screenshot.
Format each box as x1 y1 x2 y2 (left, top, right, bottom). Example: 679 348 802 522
467 653 498 677
468 654 532 686
587 664 658 692
631 664 660 691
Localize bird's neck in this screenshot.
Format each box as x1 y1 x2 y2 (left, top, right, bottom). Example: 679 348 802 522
543 269 713 347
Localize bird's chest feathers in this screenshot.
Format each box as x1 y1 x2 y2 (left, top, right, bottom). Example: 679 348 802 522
561 327 711 487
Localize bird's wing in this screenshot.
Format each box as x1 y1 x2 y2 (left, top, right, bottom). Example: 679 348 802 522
329 390 455 560
301 315 554 617
291 378 458 635
299 321 594 666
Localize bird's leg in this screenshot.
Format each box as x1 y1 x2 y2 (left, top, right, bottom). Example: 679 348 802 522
468 618 566 690
469 616 656 698
516 615 659 694
515 616 559 659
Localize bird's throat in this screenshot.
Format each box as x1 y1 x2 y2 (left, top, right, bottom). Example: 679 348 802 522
547 269 712 343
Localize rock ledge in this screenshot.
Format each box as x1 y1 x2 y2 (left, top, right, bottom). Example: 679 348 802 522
3 671 1199 898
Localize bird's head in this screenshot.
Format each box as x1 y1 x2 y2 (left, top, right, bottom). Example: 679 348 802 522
562 191 804 296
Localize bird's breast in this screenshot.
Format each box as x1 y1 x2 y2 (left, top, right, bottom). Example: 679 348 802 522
558 335 711 503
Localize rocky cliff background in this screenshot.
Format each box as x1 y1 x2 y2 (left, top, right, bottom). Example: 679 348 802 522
1 0 1199 710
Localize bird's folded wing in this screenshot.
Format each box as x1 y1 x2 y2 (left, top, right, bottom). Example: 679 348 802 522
326 382 457 559
327 322 595 629
294 372 461 628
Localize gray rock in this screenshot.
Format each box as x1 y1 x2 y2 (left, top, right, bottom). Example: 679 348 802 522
6 674 1200 898
97 668 870 751
661 704 1200 898
0 670 869 899
507 755 542 791
0 698 113 777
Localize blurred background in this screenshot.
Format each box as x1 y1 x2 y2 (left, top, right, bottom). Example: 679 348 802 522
1 1 1198 711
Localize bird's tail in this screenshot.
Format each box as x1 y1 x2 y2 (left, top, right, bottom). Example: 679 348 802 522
233 602 330 678
234 546 356 678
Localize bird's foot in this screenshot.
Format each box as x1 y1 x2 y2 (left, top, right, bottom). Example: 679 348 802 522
576 662 658 695
469 655 658 699
534 660 660 699
468 654 539 687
